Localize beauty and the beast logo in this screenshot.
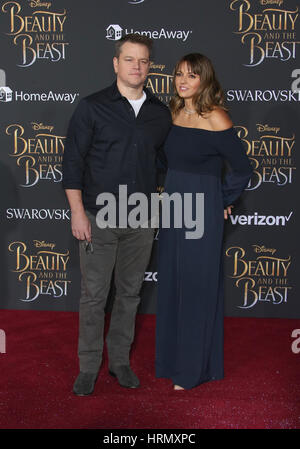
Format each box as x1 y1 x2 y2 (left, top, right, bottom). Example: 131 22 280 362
230 0 299 66
235 124 296 190
6 122 64 187
8 240 71 302
146 62 173 104
1 1 69 67
226 245 292 309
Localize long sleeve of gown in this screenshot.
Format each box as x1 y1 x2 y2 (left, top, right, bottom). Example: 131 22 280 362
214 127 253 207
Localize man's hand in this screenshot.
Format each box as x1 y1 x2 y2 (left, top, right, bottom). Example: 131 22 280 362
71 210 91 241
65 189 91 241
224 205 233 220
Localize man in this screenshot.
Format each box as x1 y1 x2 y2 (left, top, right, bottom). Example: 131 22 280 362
62 34 171 396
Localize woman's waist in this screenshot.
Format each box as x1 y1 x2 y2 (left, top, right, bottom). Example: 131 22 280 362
167 165 222 177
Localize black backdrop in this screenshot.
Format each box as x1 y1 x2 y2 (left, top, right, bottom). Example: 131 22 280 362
0 0 299 318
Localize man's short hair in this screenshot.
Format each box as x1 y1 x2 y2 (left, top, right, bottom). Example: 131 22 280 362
115 34 153 58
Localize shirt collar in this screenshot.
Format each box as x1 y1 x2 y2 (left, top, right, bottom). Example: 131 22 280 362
109 80 155 102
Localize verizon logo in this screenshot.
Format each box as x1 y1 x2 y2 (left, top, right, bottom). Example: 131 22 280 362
229 212 293 226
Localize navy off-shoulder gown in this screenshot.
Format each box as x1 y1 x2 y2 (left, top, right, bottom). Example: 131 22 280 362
155 125 253 389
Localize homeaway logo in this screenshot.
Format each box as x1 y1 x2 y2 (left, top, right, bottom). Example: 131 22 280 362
14 90 79 104
229 212 293 226
106 24 123 40
0 70 79 104
106 24 192 42
0 69 12 102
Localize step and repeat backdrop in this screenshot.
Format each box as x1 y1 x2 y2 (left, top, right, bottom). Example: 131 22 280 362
0 0 299 318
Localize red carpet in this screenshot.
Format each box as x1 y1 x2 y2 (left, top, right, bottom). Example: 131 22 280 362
0 310 299 429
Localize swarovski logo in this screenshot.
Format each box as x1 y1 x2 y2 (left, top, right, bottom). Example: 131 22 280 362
227 89 300 102
6 208 71 220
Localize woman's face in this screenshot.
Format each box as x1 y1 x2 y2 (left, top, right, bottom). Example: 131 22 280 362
174 61 201 100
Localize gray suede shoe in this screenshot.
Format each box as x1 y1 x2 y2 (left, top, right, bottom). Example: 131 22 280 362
109 365 140 388
73 372 98 396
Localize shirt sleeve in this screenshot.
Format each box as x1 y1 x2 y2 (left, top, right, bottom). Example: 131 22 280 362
62 98 94 190
155 110 172 189
214 127 253 207
156 145 168 189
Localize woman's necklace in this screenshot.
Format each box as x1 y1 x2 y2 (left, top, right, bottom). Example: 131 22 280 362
184 106 196 115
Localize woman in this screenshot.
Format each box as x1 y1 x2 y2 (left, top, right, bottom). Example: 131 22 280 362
155 53 253 390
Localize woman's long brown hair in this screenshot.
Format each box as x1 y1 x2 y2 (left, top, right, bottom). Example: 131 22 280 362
170 53 227 116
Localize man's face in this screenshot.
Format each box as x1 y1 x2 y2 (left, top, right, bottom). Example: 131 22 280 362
113 42 150 89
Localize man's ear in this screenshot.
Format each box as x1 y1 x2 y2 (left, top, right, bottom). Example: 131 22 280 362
113 57 118 74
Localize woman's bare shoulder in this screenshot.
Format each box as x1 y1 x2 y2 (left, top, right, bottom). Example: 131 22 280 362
206 107 233 131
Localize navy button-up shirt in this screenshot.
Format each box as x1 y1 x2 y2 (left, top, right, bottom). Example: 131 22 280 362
62 81 172 215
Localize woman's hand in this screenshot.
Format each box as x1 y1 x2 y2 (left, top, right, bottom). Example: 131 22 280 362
224 205 233 220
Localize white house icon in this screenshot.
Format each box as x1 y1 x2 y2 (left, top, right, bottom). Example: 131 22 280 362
106 24 123 41
0 86 13 102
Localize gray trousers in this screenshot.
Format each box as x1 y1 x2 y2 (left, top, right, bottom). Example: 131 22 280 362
78 210 155 373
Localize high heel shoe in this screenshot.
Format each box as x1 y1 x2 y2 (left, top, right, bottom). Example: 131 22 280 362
173 384 185 390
